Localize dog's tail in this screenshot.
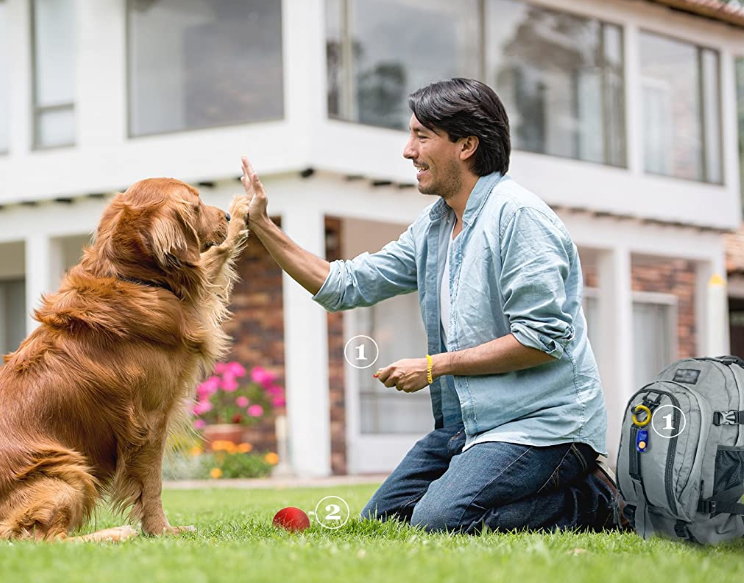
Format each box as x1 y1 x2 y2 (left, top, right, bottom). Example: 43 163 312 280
0 447 99 540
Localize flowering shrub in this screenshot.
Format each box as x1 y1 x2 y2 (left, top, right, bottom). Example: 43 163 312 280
163 442 278 481
192 362 286 430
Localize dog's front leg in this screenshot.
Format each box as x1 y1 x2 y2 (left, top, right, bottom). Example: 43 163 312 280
125 417 194 536
201 195 250 300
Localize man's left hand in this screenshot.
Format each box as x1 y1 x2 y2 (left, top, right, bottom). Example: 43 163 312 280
374 358 430 393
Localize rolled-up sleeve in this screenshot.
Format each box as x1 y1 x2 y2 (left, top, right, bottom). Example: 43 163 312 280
499 207 575 359
312 224 418 312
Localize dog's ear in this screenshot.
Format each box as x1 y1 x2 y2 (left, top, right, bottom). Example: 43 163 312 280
148 206 201 268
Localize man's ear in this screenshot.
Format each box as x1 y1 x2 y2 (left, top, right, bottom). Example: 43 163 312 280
148 211 201 267
459 136 479 162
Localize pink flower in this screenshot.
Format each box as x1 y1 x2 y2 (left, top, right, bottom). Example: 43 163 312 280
193 401 213 415
236 396 249 408
266 384 284 395
214 362 228 374
197 376 220 397
193 419 206 430
251 366 277 387
226 362 247 378
271 396 286 408
247 404 264 417
222 377 239 392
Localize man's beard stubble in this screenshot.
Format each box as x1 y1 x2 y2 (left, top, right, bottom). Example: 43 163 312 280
418 159 463 201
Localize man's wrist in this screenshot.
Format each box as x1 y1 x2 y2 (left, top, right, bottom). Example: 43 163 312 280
248 214 273 236
431 353 452 379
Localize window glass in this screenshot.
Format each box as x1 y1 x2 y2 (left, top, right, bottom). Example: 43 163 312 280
128 0 283 136
357 294 432 434
0 280 26 358
329 0 480 131
33 0 76 148
487 0 626 167
584 294 675 388
640 32 722 183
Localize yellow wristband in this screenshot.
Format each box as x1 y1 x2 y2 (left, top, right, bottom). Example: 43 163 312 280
426 354 434 385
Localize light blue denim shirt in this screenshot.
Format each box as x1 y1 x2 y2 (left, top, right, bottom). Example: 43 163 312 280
313 172 607 455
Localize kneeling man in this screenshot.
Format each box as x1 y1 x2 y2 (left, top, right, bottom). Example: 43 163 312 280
240 78 618 533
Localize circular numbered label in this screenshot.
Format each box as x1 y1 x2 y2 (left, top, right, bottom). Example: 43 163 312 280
313 495 350 530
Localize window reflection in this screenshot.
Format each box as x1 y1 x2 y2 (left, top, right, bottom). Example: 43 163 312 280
327 0 626 168
128 0 283 137
640 32 722 184
488 0 625 167
327 0 480 131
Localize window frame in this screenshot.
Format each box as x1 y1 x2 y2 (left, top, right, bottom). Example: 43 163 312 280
327 0 628 169
30 0 76 151
638 28 724 185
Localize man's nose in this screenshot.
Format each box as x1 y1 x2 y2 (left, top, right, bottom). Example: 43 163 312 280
403 141 416 159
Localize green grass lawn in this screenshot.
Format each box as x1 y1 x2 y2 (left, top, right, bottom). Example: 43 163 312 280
2 483 744 583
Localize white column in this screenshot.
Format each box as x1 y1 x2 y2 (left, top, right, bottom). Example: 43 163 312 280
696 256 730 356
623 23 643 177
281 206 331 477
24 235 62 333
596 246 634 464
283 0 327 161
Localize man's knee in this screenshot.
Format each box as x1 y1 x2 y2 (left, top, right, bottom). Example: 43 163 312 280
410 499 464 533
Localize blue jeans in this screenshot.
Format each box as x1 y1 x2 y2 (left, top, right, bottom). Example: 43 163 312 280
361 423 616 533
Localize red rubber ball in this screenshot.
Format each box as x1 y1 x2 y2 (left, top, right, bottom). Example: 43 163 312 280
273 507 311 532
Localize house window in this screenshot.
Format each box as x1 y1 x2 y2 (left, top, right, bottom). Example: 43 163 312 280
356 293 432 434
487 0 626 167
640 32 722 183
326 0 626 168
584 292 677 388
0 2 9 154
32 0 76 149
0 279 26 358
127 0 283 137
326 0 481 131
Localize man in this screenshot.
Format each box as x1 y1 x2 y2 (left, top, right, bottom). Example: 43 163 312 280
241 78 618 533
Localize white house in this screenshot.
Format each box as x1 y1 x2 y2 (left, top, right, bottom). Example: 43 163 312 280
0 0 743 477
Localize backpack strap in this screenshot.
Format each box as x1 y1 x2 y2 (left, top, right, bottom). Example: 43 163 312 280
698 487 744 515
713 410 744 426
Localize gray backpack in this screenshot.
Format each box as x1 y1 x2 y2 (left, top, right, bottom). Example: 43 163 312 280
616 356 744 544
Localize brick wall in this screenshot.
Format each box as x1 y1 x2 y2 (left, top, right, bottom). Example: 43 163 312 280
224 218 285 453
326 217 347 475
224 216 349 474
582 256 697 358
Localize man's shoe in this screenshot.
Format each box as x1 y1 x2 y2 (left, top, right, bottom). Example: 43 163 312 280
593 456 632 531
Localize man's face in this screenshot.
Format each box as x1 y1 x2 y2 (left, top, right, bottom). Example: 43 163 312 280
403 114 463 198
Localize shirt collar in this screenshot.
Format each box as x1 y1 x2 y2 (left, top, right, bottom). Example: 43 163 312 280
428 172 503 225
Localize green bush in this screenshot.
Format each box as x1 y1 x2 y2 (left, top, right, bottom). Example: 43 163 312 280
162 449 274 481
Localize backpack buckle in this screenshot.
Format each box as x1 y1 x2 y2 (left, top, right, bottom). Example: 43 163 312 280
713 411 740 426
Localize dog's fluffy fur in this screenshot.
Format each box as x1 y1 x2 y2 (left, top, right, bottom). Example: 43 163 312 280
0 178 249 540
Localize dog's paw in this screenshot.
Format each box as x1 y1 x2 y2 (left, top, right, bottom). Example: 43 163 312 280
69 525 140 543
228 195 250 225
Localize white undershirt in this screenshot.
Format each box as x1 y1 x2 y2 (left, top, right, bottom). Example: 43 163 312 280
440 221 456 346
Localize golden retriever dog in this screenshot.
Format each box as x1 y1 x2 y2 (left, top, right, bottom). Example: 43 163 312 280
0 178 250 541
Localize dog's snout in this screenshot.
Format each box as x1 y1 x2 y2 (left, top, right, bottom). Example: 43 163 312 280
225 212 231 222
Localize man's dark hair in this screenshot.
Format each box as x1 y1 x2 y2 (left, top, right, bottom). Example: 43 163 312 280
408 78 511 176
